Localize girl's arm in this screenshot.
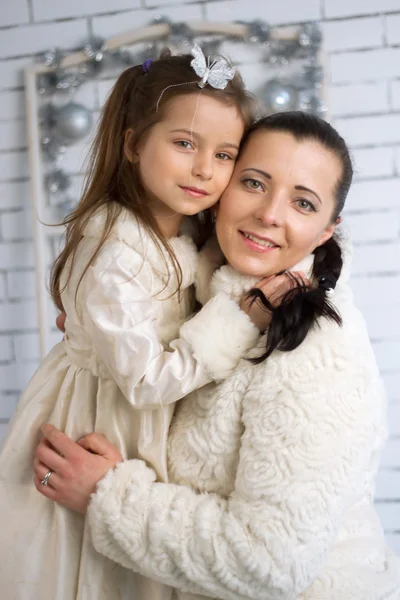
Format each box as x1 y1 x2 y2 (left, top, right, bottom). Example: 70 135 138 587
82 242 259 409
87 356 379 599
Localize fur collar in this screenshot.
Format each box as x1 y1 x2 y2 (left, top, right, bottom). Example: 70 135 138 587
83 206 198 289
207 235 351 302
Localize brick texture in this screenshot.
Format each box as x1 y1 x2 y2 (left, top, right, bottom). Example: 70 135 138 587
0 0 398 551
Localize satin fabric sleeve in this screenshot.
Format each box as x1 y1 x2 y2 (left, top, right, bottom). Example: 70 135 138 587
87 355 379 599
82 242 259 410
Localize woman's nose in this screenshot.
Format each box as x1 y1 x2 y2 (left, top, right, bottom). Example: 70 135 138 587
254 196 285 227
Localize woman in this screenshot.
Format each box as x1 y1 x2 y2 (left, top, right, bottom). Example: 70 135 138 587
34 112 400 600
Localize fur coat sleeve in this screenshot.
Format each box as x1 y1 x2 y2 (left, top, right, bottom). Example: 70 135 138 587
87 296 386 599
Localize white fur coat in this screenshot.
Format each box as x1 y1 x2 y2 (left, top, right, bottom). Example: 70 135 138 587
88 243 400 600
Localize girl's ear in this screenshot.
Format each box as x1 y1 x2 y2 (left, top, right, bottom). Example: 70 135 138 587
124 129 139 163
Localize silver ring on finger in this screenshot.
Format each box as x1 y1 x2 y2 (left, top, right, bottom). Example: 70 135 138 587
41 470 53 486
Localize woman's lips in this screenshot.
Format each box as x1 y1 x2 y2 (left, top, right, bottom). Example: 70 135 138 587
239 230 279 253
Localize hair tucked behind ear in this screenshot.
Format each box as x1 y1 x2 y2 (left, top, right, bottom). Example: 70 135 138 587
243 112 352 364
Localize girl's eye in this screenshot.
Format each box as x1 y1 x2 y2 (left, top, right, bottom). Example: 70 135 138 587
243 178 264 192
216 152 233 161
295 198 316 212
175 140 193 150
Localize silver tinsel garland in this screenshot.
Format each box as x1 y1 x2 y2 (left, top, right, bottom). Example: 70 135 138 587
36 18 325 219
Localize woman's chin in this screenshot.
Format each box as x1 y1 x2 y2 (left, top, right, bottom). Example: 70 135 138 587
226 256 274 279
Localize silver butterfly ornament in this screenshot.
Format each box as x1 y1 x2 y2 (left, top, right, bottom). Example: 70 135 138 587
190 43 236 90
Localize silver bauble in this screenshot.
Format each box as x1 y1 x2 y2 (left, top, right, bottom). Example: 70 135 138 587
298 23 322 49
263 79 298 113
41 136 66 162
246 19 270 45
54 102 92 143
37 72 58 95
45 169 71 194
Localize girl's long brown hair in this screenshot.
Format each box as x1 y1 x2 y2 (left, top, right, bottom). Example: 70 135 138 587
50 49 255 311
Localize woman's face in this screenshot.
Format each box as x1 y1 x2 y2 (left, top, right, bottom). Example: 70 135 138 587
215 129 341 278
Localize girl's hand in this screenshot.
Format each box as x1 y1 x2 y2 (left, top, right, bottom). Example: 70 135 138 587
56 312 67 333
240 271 310 332
33 425 122 514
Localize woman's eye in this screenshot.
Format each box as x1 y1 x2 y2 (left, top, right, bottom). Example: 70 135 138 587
216 152 233 161
295 198 316 212
243 178 264 191
175 140 193 149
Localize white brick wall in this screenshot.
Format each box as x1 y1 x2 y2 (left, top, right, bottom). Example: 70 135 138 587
0 0 399 553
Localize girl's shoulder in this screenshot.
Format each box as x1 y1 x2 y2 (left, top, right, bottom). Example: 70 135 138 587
83 205 199 288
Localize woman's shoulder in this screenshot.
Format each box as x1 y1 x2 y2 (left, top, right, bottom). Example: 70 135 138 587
248 282 381 399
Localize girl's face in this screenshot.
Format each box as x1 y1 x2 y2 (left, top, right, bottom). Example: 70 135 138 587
127 93 244 233
216 129 341 278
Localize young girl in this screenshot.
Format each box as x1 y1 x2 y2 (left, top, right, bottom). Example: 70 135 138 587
0 48 260 599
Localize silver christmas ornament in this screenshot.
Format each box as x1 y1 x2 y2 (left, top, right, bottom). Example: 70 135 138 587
151 15 170 25
84 37 106 63
169 22 193 48
41 47 63 69
245 20 270 45
298 23 322 49
45 169 71 194
54 102 92 143
263 79 298 112
37 72 58 95
41 136 66 162
114 47 136 66
201 38 223 58
39 103 57 129
303 64 324 86
300 93 326 116
267 40 301 65
56 71 85 93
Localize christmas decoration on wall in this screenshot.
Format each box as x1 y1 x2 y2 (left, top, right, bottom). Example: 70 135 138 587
27 17 326 358
35 18 325 221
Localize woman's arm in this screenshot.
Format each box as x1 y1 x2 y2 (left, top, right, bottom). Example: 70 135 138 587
81 241 260 409
86 359 378 599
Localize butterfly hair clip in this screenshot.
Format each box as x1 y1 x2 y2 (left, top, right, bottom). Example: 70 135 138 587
190 43 236 90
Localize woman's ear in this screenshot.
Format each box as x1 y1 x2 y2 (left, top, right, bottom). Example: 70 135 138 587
124 129 139 163
317 223 336 247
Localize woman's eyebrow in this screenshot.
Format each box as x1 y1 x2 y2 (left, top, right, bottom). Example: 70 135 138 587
295 185 322 204
241 168 322 204
170 128 240 149
241 167 272 179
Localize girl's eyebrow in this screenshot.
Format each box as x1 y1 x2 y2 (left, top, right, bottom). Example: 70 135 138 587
170 128 240 150
241 168 322 204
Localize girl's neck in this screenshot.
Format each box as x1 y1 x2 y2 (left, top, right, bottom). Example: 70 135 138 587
152 211 183 238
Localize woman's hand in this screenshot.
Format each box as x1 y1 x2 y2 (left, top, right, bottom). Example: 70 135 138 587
241 271 310 332
33 424 122 514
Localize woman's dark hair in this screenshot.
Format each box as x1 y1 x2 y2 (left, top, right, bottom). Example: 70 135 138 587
244 111 353 363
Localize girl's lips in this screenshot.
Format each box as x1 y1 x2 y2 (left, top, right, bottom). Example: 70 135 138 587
180 186 209 198
239 230 279 254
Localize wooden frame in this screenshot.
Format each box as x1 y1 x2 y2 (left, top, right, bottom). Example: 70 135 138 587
24 20 327 358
